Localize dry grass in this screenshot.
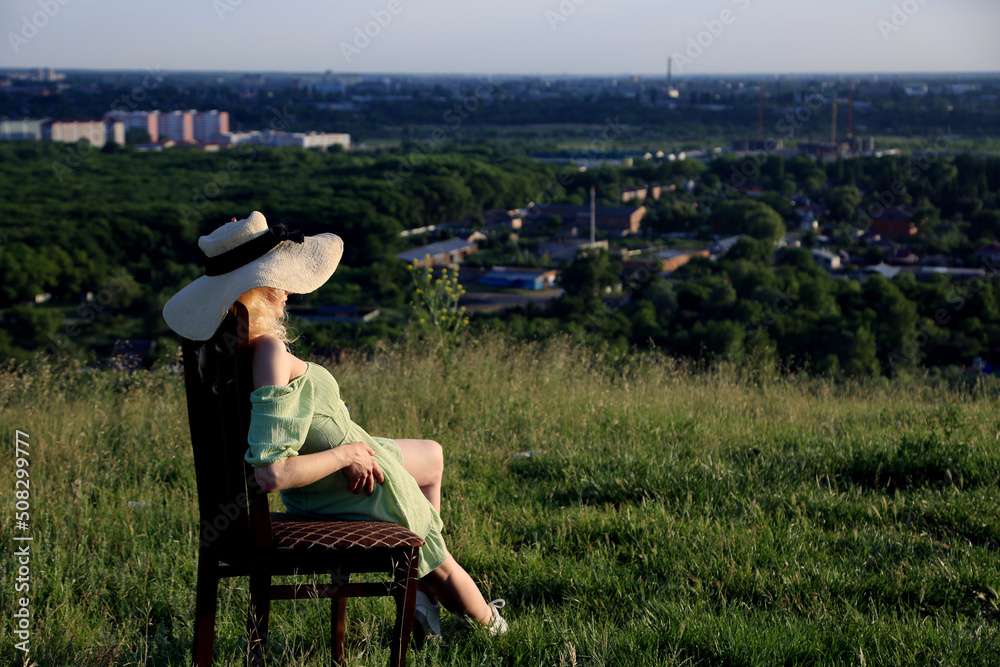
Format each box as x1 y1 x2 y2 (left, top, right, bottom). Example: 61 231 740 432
1 337 998 665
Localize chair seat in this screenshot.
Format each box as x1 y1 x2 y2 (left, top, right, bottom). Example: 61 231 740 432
270 513 425 551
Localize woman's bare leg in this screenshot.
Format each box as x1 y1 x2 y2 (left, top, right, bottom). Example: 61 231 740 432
395 438 443 512
422 553 493 625
395 438 445 601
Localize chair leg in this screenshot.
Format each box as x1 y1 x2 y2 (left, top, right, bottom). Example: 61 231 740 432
247 573 271 667
193 556 219 667
331 596 347 667
389 548 420 667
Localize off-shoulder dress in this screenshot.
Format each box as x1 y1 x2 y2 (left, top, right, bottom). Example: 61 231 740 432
244 361 447 577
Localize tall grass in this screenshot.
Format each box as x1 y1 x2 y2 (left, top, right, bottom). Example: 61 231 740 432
2 336 998 666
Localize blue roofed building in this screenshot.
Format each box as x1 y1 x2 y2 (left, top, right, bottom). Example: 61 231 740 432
478 267 559 291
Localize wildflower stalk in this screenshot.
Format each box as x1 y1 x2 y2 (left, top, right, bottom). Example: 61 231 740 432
407 257 469 351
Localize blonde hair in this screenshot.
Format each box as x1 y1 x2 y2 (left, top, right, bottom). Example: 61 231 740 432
234 286 295 345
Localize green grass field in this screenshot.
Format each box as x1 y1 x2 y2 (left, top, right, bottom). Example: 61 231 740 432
2 337 999 666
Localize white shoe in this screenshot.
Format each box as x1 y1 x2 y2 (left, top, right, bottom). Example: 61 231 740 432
486 599 508 635
414 591 441 641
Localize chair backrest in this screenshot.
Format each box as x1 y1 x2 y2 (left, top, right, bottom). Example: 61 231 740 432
181 302 273 560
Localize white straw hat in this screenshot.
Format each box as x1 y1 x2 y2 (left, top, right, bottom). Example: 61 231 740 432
163 211 343 340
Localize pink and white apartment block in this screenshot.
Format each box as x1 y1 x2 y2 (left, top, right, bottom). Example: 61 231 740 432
159 110 194 142
105 110 159 143
192 110 229 143
42 119 124 148
106 110 229 144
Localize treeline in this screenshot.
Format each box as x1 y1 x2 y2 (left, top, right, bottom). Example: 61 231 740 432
2 141 1000 376
490 240 999 377
0 142 565 362
483 152 1000 376
4 78 998 145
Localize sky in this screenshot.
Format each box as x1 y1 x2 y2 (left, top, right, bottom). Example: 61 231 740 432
2 0 999 77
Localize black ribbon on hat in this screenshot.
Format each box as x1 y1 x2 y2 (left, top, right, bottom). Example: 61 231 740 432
204 224 305 276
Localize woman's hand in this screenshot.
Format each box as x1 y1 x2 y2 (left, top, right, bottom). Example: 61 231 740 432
341 442 385 495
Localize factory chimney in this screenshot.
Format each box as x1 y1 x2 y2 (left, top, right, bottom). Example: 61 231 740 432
757 85 765 141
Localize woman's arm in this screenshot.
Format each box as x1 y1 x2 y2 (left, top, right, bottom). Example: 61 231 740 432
249 334 384 494
254 443 384 494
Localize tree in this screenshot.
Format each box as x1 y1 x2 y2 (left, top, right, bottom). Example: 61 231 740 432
825 185 862 222
126 127 151 145
746 207 786 242
559 249 622 298
860 276 920 373
725 237 775 266
710 200 785 242
969 209 1000 242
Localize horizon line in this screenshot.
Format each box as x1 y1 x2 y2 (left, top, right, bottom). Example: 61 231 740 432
7 66 1000 80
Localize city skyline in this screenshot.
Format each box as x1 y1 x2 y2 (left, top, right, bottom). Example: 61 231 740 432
2 0 999 77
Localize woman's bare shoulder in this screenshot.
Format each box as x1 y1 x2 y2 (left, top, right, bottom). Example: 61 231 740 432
250 335 306 388
251 334 286 356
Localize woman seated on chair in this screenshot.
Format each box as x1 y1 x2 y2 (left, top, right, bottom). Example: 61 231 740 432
163 211 506 638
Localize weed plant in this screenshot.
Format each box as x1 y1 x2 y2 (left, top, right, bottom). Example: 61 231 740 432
1 336 998 666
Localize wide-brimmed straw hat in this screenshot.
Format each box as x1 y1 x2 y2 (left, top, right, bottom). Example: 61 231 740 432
163 211 343 340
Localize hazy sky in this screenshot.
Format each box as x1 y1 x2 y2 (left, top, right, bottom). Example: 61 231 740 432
2 0 998 76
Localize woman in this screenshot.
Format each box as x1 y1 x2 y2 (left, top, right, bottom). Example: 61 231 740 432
163 211 506 638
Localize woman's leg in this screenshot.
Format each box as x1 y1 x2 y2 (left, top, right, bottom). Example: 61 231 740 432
422 553 493 625
395 438 443 513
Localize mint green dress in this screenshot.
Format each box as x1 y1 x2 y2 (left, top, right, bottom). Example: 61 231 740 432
244 362 447 577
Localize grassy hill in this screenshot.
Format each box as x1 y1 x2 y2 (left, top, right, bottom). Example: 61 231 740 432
1 337 998 665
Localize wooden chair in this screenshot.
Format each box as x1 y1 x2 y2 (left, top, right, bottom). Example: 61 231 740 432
181 302 423 666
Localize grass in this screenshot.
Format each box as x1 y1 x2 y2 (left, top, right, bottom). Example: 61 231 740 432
1 336 999 666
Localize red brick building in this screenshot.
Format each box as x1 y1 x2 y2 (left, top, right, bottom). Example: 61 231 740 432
870 206 917 238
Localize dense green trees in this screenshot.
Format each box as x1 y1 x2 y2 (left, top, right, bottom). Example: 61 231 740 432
2 142 1000 377
505 239 1000 377
0 142 565 361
